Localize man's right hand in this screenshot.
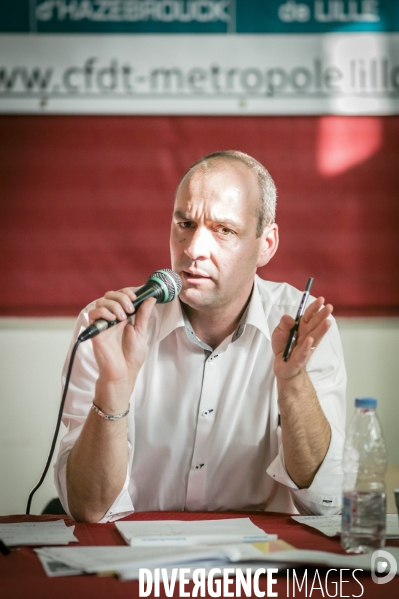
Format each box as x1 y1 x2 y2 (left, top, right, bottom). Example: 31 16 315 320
87 289 156 413
66 287 156 523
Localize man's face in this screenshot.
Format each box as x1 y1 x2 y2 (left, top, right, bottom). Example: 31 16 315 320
170 161 276 313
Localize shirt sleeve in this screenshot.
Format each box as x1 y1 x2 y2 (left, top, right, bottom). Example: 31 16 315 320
266 317 346 515
53 307 135 522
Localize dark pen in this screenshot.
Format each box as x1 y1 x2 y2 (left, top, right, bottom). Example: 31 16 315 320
282 277 314 362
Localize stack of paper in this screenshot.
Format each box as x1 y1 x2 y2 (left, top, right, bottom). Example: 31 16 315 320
33 517 399 581
0 520 78 547
35 541 292 579
116 517 276 546
292 514 399 538
35 518 292 579
35 542 399 580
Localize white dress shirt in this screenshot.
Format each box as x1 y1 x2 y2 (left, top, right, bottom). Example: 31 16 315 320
54 276 346 521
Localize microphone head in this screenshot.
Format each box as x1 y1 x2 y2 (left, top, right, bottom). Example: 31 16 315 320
148 269 182 303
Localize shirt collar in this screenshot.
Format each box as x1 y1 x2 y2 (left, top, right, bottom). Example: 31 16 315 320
157 295 186 343
156 274 271 344
182 310 213 352
243 275 271 341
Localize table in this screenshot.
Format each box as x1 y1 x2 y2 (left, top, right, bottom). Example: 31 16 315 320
1 512 398 599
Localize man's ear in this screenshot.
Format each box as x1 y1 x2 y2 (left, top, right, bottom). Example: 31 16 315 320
257 223 279 268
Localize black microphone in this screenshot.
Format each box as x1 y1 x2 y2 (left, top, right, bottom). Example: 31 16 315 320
78 268 182 342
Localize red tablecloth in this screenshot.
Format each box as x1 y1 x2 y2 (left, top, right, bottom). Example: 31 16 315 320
1 512 398 598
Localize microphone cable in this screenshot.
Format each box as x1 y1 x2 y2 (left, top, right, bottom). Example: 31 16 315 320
25 268 182 514
26 338 81 515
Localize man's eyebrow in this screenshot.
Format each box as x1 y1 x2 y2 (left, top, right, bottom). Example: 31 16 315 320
173 209 241 229
173 210 190 220
213 216 241 229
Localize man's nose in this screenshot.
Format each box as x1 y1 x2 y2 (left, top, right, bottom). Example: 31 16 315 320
184 226 212 261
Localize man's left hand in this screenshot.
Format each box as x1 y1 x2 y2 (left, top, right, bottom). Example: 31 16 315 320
272 297 333 380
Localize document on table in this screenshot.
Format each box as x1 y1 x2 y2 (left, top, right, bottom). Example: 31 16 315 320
35 541 293 578
36 542 399 579
115 518 276 546
118 540 295 581
36 544 249 573
292 514 399 538
37 553 84 578
0 520 78 547
118 545 399 581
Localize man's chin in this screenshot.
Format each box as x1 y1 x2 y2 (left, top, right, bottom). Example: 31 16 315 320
179 288 215 310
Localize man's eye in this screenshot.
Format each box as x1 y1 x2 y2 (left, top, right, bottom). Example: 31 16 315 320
217 226 233 236
178 222 192 228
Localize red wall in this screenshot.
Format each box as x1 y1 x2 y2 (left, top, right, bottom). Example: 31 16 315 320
1 115 398 316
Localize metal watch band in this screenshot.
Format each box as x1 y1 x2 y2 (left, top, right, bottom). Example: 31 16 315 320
91 402 130 421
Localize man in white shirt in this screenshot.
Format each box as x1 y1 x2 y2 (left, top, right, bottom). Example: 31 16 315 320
55 150 346 522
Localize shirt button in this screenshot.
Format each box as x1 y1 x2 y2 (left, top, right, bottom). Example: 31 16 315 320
193 463 204 471
202 409 213 416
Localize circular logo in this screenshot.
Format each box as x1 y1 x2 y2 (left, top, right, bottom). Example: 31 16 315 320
371 550 397 585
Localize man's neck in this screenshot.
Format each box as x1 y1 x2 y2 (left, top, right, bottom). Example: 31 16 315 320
180 287 253 350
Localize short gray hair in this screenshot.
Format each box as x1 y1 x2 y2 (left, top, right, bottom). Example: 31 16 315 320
177 150 277 237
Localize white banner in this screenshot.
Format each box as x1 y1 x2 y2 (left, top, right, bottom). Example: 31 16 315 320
1 33 399 114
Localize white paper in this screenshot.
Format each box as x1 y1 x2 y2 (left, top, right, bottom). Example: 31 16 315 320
115 518 276 546
292 514 399 538
36 543 399 579
0 520 78 547
35 544 245 573
37 553 84 577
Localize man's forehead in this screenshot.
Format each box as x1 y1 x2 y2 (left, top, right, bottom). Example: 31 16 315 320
185 158 256 185
174 187 253 220
175 160 260 204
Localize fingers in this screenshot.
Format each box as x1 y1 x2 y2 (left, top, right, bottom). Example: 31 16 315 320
284 335 315 371
274 296 334 380
88 289 137 324
302 297 333 326
300 297 333 334
308 318 332 351
297 302 332 354
131 297 157 334
287 297 332 359
277 314 296 332
104 290 136 315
